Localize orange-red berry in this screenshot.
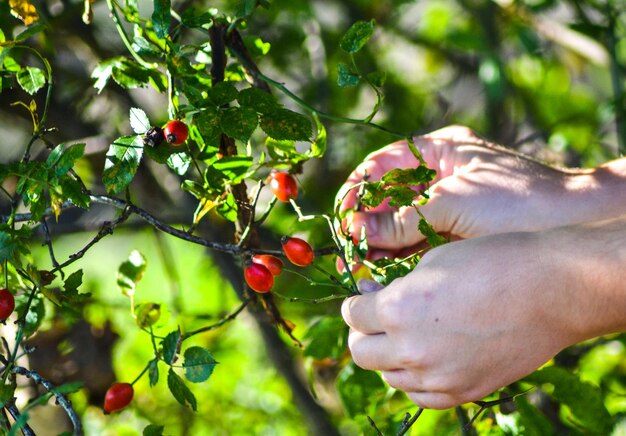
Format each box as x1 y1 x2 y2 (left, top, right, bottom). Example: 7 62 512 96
244 263 274 293
281 237 315 267
0 289 15 322
163 120 189 145
252 255 284 276
104 382 134 414
270 171 298 202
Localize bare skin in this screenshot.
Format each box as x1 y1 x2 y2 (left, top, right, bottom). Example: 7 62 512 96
338 126 626 409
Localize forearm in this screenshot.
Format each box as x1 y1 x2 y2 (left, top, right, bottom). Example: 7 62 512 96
544 214 626 341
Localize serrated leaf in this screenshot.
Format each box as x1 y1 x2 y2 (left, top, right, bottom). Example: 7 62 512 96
303 317 348 360
130 107 150 134
103 135 144 194
117 250 147 296
15 294 45 337
152 0 171 39
220 106 258 142
337 63 359 87
207 81 239 106
161 329 181 364
340 19 375 53
143 424 165 436
237 87 279 114
59 176 90 209
46 143 85 176
336 363 386 417
180 8 214 28
418 218 447 248
17 67 45 95
360 182 386 208
167 368 197 411
148 359 159 387
183 346 218 383
386 185 418 207
523 366 612 434
135 302 161 328
381 166 437 185
260 108 312 141
9 0 39 25
194 108 222 147
370 256 417 286
0 384 16 408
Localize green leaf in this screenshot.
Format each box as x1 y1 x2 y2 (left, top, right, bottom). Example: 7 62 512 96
63 270 83 295
143 424 165 436
418 218 447 248
117 250 147 297
0 384 16 408
161 329 181 364
370 256 417 286
93 57 166 93
46 143 85 176
523 366 612 433
385 186 418 208
220 106 258 142
260 108 312 141
236 0 257 18
15 294 45 338
148 359 159 387
237 87 279 114
167 152 191 176
152 0 171 39
310 117 327 158
59 176 90 209
340 20 375 53
194 107 222 147
52 382 83 395
216 193 238 222
183 346 218 383
381 166 437 185
303 317 348 360
207 81 238 106
167 368 197 411
336 363 387 417
102 135 144 195
130 107 150 134
180 8 214 28
16 66 45 95
367 71 387 87
212 156 253 184
360 182 386 208
337 63 359 87
135 302 161 328
515 396 555 436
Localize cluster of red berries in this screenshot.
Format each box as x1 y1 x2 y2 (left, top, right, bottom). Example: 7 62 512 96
244 237 315 293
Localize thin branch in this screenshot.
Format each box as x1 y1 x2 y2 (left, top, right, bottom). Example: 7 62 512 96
181 299 250 340
40 217 61 275
396 407 424 436
367 416 384 436
5 403 35 436
12 366 83 435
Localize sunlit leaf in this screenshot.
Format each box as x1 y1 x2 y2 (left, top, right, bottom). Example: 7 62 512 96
220 106 258 142
9 0 39 25
260 108 312 141
152 0 171 39
16 67 45 95
303 317 348 360
117 250 147 297
102 135 144 194
46 143 85 176
162 329 181 365
130 107 151 134
336 363 386 417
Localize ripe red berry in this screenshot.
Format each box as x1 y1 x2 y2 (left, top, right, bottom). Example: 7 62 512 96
103 382 134 414
270 171 298 203
0 289 15 322
252 254 284 276
163 120 189 145
281 237 315 267
244 263 274 293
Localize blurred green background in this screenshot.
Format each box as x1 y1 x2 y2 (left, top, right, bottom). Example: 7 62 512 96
1 0 625 434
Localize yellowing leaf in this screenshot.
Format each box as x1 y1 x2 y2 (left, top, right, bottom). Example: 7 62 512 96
193 198 216 225
9 0 39 25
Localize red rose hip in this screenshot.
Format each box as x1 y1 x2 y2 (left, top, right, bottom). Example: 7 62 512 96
244 263 274 293
103 382 134 414
0 289 15 322
252 254 284 276
163 120 189 145
281 237 315 267
270 171 298 202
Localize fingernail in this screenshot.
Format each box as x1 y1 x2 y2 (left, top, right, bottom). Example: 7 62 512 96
357 279 384 294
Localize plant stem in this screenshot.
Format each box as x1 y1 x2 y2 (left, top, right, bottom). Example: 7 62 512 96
105 0 156 69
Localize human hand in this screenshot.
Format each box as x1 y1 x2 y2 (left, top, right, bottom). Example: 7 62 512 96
337 125 597 252
341 231 579 409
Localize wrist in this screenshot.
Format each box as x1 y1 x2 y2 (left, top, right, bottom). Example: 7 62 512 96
542 217 626 342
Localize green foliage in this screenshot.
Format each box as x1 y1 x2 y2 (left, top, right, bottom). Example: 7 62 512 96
336 363 387 418
167 368 197 411
340 20 376 54
183 347 218 383
103 136 144 195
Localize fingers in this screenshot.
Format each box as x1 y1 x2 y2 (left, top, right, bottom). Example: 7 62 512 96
341 293 382 334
